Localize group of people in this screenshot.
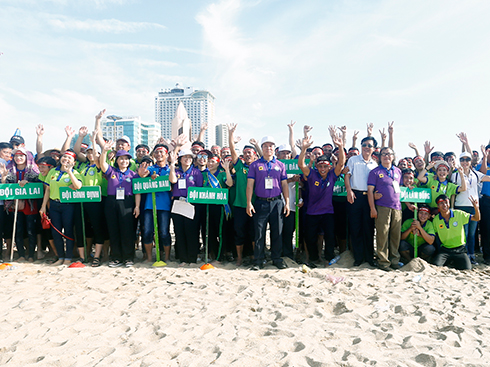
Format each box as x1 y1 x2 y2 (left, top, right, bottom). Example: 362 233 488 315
0 114 489 272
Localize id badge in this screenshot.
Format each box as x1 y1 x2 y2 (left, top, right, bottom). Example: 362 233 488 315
178 179 187 190
265 178 273 190
392 181 401 193
116 187 125 200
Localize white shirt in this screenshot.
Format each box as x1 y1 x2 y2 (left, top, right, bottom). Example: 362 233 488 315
452 169 484 206
346 154 377 191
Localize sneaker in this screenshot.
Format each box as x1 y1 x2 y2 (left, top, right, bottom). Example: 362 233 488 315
109 260 123 268
125 260 134 268
469 256 478 265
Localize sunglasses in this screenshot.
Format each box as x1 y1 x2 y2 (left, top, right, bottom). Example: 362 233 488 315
460 158 471 162
197 154 208 159
362 143 373 148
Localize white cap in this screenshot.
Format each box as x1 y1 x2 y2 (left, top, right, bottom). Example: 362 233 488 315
178 149 194 158
277 144 290 152
117 135 131 146
261 136 276 146
459 152 472 159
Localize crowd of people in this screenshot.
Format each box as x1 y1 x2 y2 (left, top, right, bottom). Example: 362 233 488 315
0 112 489 272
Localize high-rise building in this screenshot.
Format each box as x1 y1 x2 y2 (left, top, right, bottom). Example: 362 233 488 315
101 116 161 156
215 124 229 148
155 83 216 147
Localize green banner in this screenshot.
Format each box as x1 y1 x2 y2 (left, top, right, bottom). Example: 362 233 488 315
0 183 44 200
279 159 310 174
333 180 347 197
59 186 102 203
400 187 431 203
187 187 229 204
133 176 171 194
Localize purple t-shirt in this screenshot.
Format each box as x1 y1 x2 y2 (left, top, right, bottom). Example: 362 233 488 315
172 166 203 198
306 168 338 215
248 157 287 198
367 165 402 210
104 166 138 196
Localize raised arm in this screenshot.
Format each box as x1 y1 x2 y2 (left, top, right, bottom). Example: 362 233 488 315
303 125 313 139
196 122 208 143
351 130 359 148
387 121 394 149
249 138 262 157
227 123 239 165
366 122 374 137
99 140 113 174
338 126 347 147
408 142 420 157
423 141 434 165
288 120 298 158
456 132 472 154
417 162 433 185
333 134 345 177
61 126 75 153
36 124 44 156
94 109 106 147
74 126 88 163
379 128 387 148
480 145 488 174
298 136 313 177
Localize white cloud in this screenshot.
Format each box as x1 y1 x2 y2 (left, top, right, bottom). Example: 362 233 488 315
45 14 166 33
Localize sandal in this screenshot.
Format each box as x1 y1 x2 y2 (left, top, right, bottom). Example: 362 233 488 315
91 257 101 267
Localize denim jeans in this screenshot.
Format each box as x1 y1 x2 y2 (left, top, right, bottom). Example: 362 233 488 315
455 206 477 255
142 209 171 249
49 200 75 260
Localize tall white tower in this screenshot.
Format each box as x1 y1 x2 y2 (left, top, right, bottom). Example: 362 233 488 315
155 83 216 147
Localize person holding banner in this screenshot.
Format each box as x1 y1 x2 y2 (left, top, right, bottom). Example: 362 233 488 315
399 204 435 263
202 153 233 261
0 147 40 262
298 135 345 267
170 149 203 265
39 149 83 265
100 142 141 268
139 144 174 263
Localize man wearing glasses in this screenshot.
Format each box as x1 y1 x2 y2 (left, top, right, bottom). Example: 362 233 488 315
367 147 403 271
345 136 378 267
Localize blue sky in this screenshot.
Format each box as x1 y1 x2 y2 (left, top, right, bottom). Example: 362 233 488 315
1 0 489 158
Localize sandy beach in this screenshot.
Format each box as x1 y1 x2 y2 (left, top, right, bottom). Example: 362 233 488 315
2 253 490 367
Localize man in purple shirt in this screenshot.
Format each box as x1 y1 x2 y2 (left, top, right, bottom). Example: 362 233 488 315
367 146 403 271
247 136 290 270
298 135 345 266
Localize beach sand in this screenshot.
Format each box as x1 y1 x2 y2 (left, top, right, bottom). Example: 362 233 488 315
2 253 490 366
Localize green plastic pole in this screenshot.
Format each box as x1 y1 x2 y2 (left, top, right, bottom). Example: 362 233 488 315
413 203 418 258
205 204 210 263
295 181 299 249
152 192 166 267
81 203 87 261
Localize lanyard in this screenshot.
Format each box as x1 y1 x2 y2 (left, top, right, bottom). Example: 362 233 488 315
55 167 68 182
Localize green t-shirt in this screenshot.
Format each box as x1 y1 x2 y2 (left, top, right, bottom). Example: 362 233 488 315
232 159 255 208
423 174 459 208
80 164 107 196
432 210 471 249
401 218 435 247
75 160 89 172
46 167 83 200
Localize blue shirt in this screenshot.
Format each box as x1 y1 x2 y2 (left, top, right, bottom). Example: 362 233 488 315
143 165 172 211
